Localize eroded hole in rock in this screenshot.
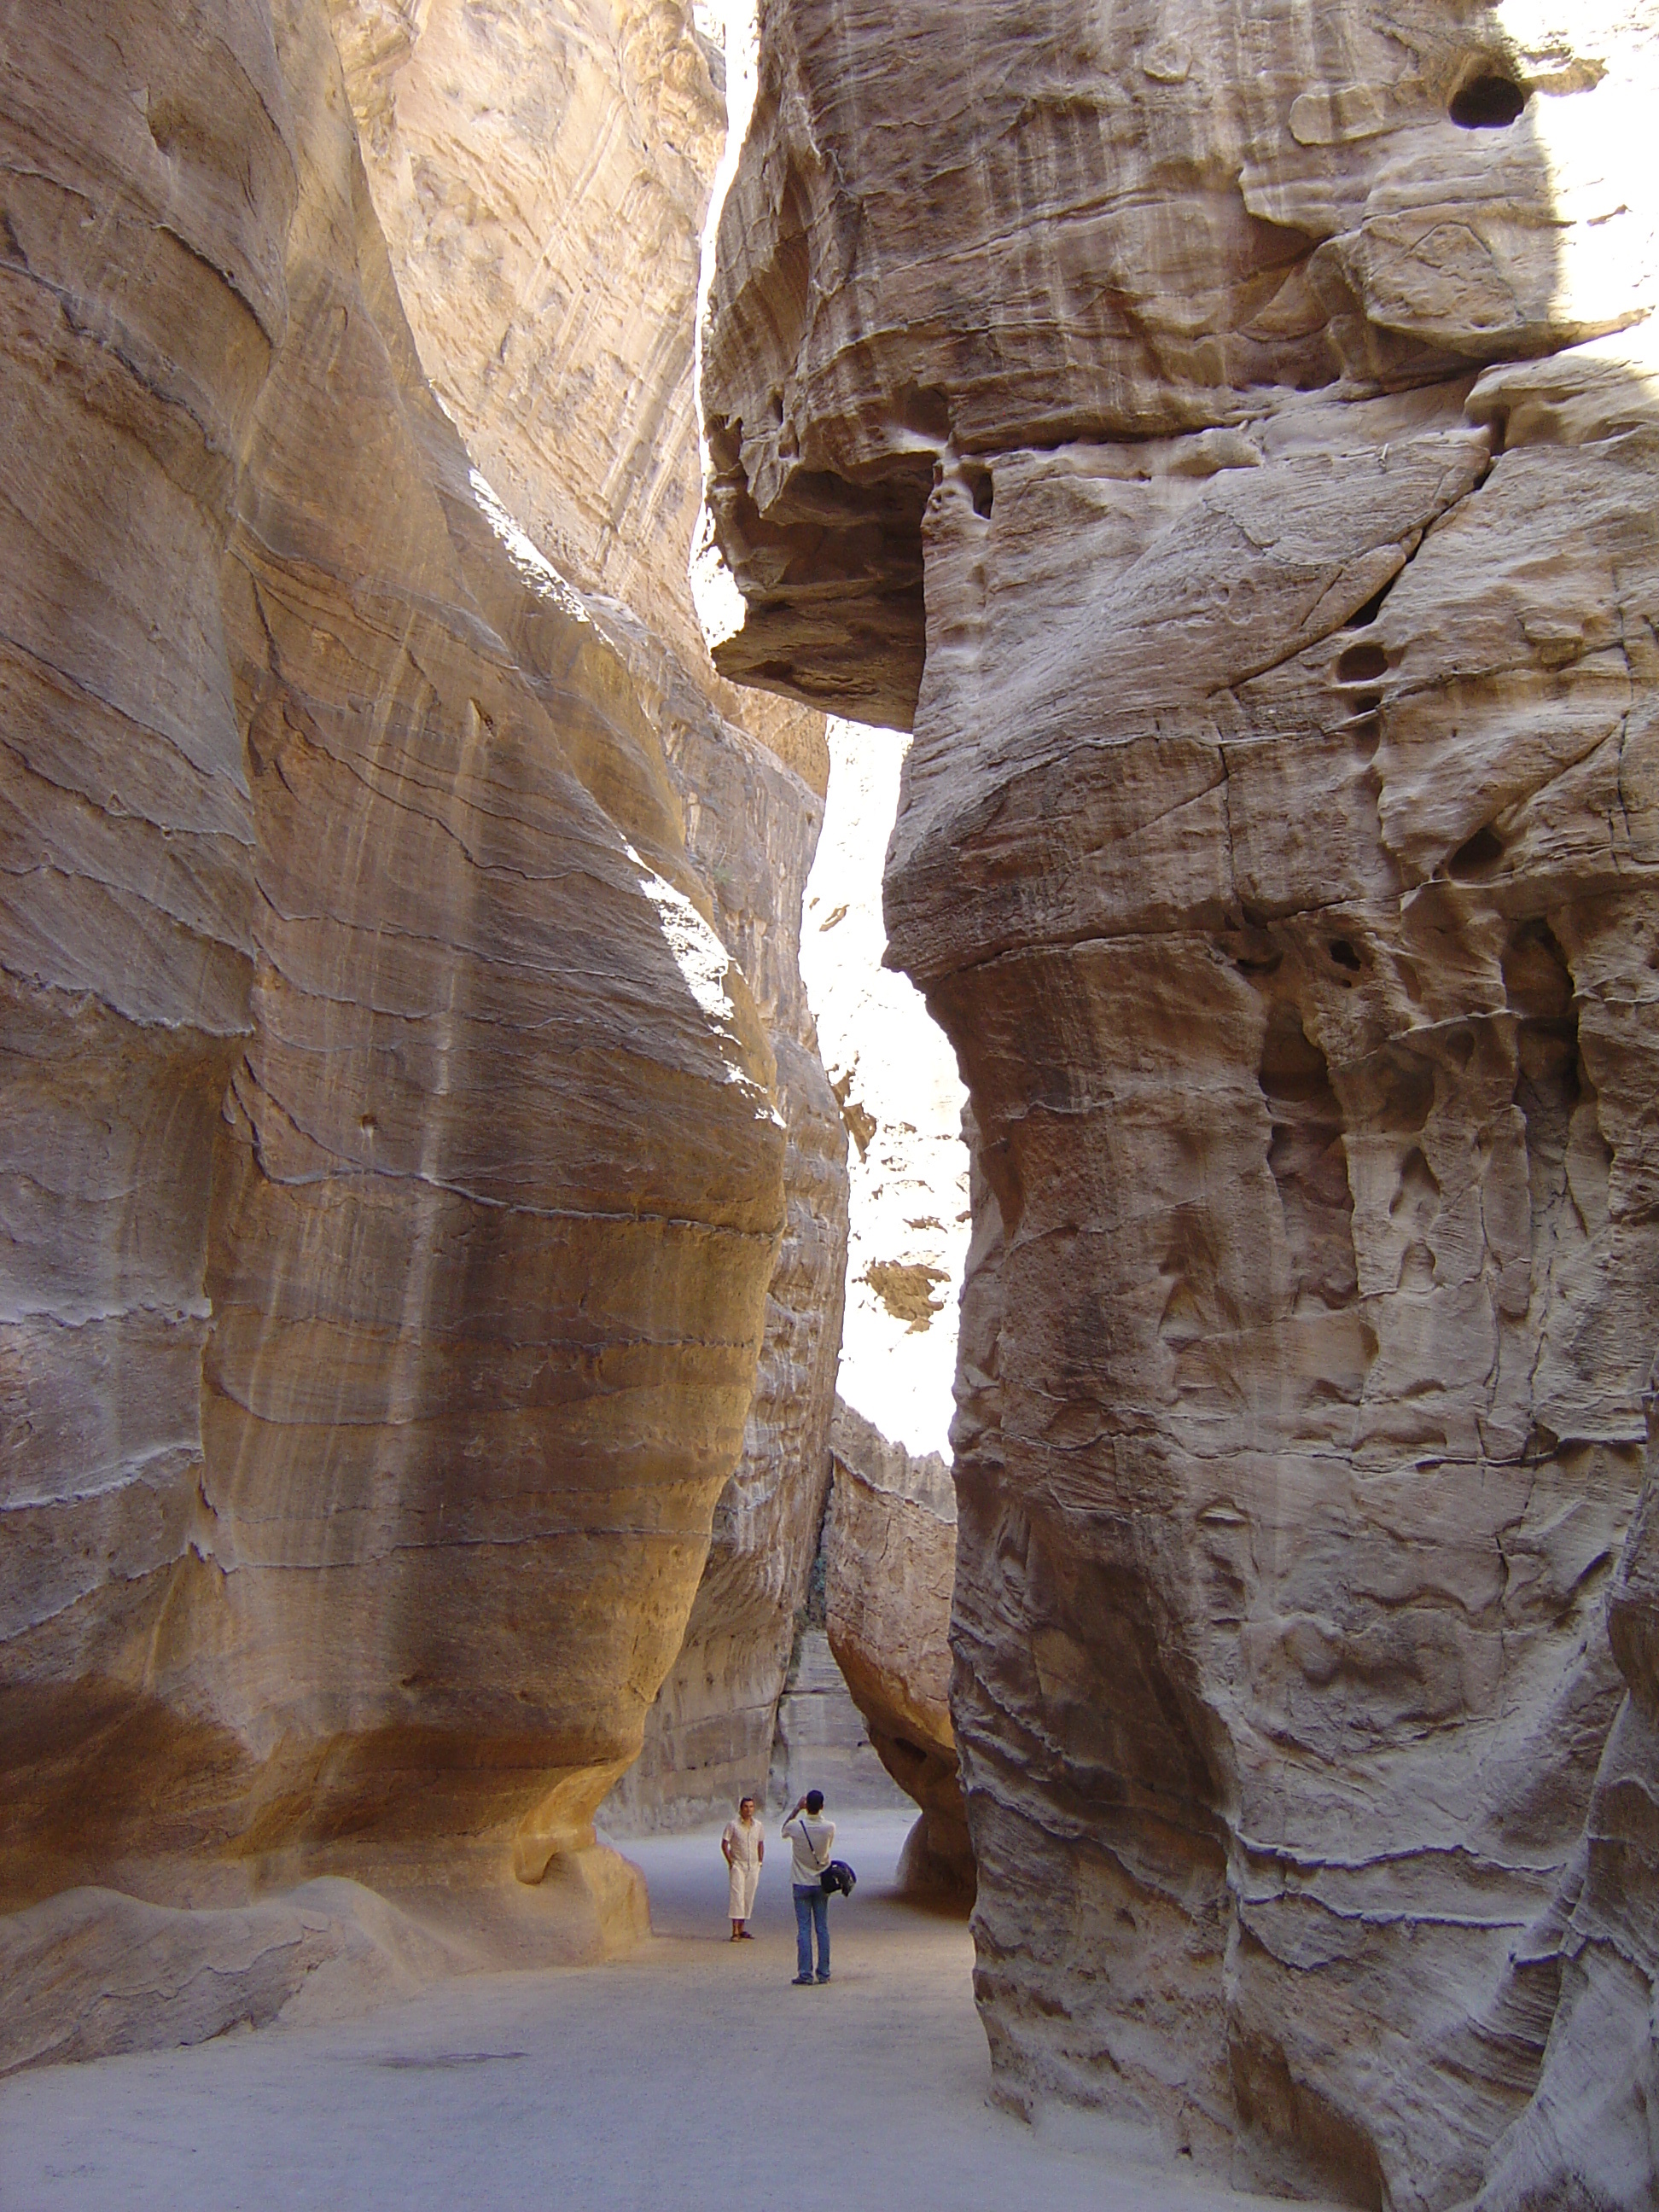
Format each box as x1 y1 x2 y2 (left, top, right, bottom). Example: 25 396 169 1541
894 382 952 439
1327 938 1362 972
1373 1047 1436 1133
1451 72 1527 128
1157 1214 1237 1357
1259 1003 1358 1310
1389 1146 1441 1290
1448 823 1505 880
1344 583 1393 629
963 463 994 518
1336 641 1388 684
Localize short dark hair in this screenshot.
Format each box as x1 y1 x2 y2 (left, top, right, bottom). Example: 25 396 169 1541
805 1789 824 1814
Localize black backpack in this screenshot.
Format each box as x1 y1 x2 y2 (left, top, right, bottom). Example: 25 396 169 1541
821 1859 857 1897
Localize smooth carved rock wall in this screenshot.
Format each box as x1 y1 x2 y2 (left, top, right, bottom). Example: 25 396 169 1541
323 0 849 1834
2 0 786 1936
602 646 849 1829
824 1398 970 1900
704 3 1659 2205
326 0 827 795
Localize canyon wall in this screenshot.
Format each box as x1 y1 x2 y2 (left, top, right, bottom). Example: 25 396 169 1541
0 0 834 2000
824 1397 970 1898
320 0 848 1834
322 0 853 1836
703 3 1659 2205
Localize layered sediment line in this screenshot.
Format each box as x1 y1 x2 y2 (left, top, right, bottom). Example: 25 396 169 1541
0 0 822 1978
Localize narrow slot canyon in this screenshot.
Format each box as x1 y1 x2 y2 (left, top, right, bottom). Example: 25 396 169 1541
2 3 1657 2209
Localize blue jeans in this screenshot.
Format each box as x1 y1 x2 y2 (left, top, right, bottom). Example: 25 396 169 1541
793 1883 830 1978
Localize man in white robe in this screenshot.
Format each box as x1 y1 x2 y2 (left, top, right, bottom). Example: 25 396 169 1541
722 1795 764 1938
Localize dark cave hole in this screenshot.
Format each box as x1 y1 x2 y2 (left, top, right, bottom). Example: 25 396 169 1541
1349 692 1382 718
1450 73 1527 129
963 463 994 518
1336 641 1388 684
1344 583 1393 629
1328 939 1362 972
1448 824 1505 879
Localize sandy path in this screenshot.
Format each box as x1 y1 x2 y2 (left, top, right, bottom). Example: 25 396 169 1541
1 1812 1320 2211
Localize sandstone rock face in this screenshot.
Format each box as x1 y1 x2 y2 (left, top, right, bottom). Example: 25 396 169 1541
326 0 826 795
323 0 851 1841
705 4 1659 2204
602 675 849 1829
2 0 789 1958
824 1399 970 1899
768 1621 909 1813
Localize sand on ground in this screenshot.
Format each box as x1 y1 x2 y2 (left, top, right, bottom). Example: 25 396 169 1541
0 1810 1327 2211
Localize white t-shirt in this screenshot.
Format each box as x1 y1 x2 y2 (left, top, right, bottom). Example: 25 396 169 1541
783 1811 835 1885
722 1816 763 1868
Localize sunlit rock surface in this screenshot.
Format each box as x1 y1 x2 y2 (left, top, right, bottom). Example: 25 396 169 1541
323 0 852 1837
0 0 795 2008
326 0 827 796
824 1398 970 1901
704 2 1659 2203
602 684 848 1830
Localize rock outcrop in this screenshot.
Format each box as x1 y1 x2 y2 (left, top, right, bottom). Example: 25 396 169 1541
0 0 818 2008
768 1619 910 1813
704 3 1659 2204
327 0 827 795
824 1399 970 1899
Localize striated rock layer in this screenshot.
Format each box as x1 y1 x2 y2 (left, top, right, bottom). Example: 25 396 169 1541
824 1398 971 1901
327 0 827 795
321 0 850 1837
602 671 848 1829
704 3 1659 2204
1 0 792 1971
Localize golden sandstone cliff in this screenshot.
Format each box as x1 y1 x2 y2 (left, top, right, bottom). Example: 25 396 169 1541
323 0 853 1832
0 0 846 2052
8 3 1659 2206
701 3 1659 2207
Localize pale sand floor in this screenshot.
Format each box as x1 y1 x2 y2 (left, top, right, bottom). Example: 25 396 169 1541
1 1811 1325 2212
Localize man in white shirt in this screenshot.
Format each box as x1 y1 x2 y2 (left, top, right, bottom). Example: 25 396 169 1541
781 1788 835 1984
721 1795 764 1939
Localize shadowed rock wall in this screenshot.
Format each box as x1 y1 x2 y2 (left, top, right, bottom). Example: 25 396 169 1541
0 0 794 1959
824 1397 971 1901
703 3 1659 2204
